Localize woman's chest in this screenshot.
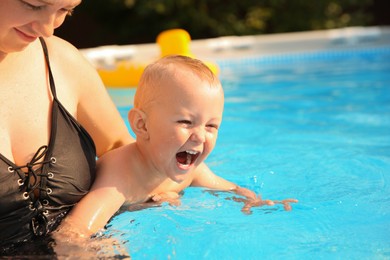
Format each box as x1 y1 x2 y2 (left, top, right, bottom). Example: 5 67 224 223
0 75 77 166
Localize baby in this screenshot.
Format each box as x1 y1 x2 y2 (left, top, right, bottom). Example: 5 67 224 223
64 55 297 234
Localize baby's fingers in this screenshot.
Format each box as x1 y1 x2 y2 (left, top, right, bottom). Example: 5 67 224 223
231 196 247 203
283 199 299 203
168 199 181 207
264 199 275 206
283 203 292 211
281 199 298 211
274 198 298 204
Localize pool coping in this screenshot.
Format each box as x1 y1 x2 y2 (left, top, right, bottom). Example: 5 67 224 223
81 26 390 69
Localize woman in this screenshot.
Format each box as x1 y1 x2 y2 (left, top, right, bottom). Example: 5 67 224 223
0 0 133 251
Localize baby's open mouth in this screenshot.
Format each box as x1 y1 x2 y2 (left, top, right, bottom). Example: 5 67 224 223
176 151 200 166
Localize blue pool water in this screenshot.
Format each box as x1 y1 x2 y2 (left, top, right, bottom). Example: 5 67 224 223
107 47 390 259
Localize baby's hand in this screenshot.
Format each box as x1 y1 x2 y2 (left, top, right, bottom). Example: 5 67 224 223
151 192 181 206
273 198 299 211
232 186 298 214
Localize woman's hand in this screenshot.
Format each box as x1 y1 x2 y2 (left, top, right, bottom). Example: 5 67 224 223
52 219 129 258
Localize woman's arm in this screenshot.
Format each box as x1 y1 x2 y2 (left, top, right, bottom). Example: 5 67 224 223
43 36 131 234
59 152 129 235
46 36 134 157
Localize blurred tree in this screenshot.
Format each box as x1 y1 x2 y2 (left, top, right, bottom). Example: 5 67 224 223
55 0 389 48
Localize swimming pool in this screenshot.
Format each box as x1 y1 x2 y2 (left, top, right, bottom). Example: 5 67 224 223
106 44 390 259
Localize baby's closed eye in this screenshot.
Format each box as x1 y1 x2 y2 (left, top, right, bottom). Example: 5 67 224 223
177 119 191 124
206 123 219 130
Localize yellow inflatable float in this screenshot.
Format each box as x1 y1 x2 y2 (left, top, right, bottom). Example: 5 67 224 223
97 29 219 87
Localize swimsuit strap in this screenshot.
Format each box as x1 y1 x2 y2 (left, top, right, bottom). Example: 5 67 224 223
39 37 57 98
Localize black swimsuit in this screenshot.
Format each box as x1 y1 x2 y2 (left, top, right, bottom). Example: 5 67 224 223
0 38 96 249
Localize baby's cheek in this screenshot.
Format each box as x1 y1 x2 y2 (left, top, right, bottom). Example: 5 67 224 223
207 133 218 146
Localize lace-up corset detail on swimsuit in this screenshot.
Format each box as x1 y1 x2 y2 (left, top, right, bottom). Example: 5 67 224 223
0 38 97 247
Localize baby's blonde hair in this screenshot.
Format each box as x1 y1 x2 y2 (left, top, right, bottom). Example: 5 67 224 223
134 55 220 110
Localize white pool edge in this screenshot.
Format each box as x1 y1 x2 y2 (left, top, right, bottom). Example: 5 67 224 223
81 26 390 69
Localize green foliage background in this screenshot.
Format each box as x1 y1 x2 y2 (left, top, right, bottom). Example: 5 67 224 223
55 0 390 48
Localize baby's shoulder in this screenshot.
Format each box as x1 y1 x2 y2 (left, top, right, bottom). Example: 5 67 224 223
97 144 136 169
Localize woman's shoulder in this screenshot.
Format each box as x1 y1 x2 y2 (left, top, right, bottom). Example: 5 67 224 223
42 36 102 86
45 36 77 51
43 36 87 64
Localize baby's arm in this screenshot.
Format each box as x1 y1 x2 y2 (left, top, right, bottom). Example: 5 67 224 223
191 164 297 213
191 163 237 190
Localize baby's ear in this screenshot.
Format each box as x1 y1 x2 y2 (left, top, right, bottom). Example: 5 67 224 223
128 108 149 139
